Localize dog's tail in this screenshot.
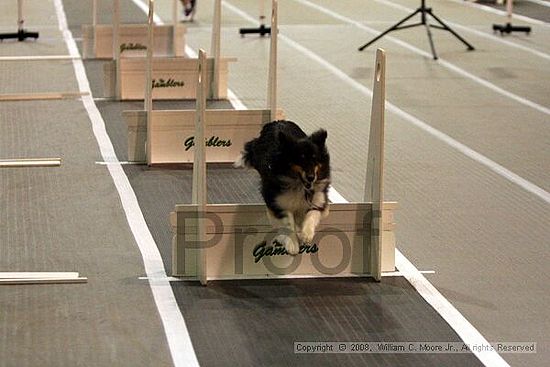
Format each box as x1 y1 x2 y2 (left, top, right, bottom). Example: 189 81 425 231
233 139 256 168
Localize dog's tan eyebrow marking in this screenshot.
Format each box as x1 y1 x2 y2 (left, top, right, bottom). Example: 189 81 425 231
291 164 304 174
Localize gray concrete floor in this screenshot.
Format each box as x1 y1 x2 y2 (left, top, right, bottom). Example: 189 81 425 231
1 0 549 366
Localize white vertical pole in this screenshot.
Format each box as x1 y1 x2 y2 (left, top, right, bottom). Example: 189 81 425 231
172 0 178 27
193 49 208 285
210 0 221 99
92 0 98 55
92 0 98 27
259 0 266 26
145 0 155 164
17 0 23 32
172 0 178 55
506 0 513 23
267 0 278 121
364 48 386 282
113 0 121 98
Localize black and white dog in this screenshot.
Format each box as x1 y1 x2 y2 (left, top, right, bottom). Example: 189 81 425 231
237 120 331 255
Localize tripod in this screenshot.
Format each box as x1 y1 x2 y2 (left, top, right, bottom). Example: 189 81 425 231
358 0 473 60
0 0 39 41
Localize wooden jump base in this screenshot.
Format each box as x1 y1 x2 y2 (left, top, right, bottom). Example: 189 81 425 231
82 24 186 59
0 158 61 168
123 0 281 164
104 0 232 100
104 57 234 100
82 0 186 59
171 46 395 285
170 202 397 280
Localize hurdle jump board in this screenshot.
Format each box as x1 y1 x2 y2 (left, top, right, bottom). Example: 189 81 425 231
124 109 283 163
82 24 186 59
171 202 397 280
104 57 234 100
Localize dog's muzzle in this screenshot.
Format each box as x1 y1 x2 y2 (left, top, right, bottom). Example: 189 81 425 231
302 173 316 190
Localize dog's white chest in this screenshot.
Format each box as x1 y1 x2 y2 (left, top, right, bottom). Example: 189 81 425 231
275 188 309 214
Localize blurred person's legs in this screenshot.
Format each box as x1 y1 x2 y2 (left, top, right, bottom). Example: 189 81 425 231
180 0 197 21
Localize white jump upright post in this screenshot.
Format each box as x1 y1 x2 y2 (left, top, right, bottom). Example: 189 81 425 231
267 0 278 121
113 0 121 99
92 0 98 55
210 0 222 99
145 0 155 164
193 49 209 285
365 49 386 282
172 0 179 55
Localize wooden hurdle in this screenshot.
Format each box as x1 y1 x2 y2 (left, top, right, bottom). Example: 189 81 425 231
123 0 282 164
82 0 186 59
104 0 234 100
170 48 397 285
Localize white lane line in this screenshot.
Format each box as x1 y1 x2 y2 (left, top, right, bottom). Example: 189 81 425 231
293 0 550 117
372 0 550 62
224 0 550 205
327 189 510 367
53 1 200 366
449 0 549 26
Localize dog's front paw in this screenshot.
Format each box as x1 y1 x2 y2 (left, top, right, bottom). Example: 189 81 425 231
275 234 300 256
299 222 316 244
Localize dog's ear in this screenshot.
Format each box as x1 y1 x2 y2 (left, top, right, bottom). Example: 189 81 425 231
310 129 327 147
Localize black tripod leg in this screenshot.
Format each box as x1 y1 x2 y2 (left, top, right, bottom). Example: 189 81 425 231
427 10 474 51
358 9 421 51
424 17 438 60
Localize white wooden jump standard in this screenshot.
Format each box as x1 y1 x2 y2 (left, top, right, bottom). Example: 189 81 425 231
268 0 278 120
365 49 387 279
105 0 234 100
82 0 186 59
170 48 396 285
124 0 282 164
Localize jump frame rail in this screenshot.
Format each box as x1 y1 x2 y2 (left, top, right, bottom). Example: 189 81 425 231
171 47 396 285
104 0 234 101
82 0 186 59
124 0 281 165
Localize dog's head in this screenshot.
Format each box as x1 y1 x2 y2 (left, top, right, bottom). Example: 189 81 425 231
279 129 330 190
